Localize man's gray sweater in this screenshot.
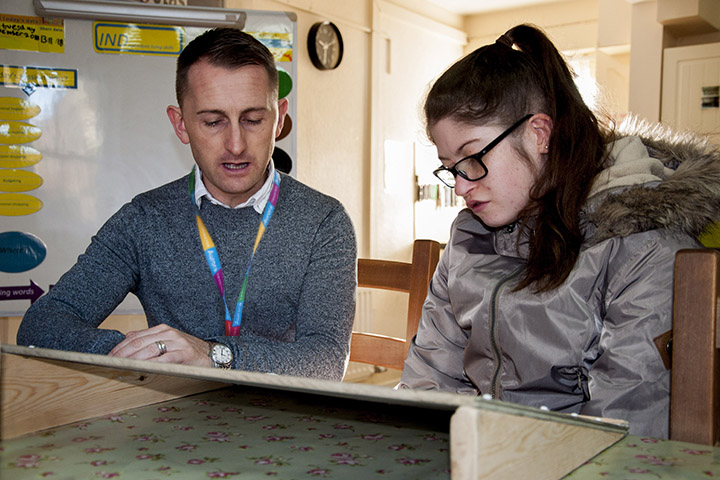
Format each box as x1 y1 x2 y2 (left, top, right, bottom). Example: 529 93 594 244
18 173 357 381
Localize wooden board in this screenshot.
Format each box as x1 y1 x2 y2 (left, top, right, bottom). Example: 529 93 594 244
451 404 626 479
1 351 225 439
0 344 472 441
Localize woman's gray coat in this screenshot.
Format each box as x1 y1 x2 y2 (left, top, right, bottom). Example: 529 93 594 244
399 117 720 438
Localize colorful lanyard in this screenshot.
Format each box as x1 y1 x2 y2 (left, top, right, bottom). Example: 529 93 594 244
189 168 281 336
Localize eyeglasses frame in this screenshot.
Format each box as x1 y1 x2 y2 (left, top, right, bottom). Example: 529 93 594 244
432 113 534 188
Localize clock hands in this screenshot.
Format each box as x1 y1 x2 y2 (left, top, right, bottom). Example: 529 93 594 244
317 39 336 65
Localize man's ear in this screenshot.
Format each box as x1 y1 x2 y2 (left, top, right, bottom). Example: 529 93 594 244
166 105 190 145
529 113 553 154
275 98 289 139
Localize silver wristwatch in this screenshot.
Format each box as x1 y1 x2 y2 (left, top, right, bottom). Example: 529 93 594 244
208 342 233 369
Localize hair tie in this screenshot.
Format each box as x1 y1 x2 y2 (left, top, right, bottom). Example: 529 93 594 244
496 34 513 48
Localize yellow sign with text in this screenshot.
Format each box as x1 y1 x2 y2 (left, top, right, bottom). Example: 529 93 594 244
94 22 184 56
0 169 43 193
0 145 42 168
0 13 64 53
0 193 43 216
0 65 78 90
0 65 77 88
0 97 41 121
0 121 42 144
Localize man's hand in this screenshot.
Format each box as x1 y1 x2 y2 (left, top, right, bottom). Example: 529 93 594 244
108 324 213 367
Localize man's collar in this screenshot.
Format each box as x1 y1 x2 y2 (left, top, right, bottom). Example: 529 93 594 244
193 161 276 213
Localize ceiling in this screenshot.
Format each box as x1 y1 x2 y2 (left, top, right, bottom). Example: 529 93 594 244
426 0 567 15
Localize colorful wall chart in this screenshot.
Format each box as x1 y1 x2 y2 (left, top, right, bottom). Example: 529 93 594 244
0 93 47 304
0 95 46 263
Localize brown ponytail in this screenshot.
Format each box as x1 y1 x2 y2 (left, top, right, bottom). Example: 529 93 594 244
424 24 611 292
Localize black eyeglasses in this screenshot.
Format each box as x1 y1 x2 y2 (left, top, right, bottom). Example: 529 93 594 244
433 113 534 188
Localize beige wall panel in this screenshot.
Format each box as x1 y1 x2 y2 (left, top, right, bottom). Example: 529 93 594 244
463 0 599 52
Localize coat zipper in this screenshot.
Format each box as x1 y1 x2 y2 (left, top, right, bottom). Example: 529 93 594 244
489 267 523 399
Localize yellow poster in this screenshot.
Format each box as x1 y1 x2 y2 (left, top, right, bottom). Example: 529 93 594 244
0 13 64 53
0 65 77 90
94 22 185 56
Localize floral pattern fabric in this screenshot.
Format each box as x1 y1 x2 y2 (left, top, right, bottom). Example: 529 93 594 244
564 436 720 479
1 387 452 479
2 386 719 479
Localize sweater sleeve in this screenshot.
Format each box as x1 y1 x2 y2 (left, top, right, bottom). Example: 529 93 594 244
207 202 357 381
17 202 142 353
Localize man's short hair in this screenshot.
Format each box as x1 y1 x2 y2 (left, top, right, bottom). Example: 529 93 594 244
175 28 278 106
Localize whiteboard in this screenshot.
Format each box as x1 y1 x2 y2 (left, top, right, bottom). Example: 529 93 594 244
0 0 297 315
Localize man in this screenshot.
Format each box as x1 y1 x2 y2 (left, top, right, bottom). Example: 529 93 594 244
17 28 357 381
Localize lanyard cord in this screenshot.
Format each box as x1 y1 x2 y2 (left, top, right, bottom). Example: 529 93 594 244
189 168 281 336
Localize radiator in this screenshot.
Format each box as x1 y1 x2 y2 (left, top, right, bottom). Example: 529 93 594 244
343 289 377 382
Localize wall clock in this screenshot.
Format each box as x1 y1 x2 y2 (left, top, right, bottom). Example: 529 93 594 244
308 21 344 71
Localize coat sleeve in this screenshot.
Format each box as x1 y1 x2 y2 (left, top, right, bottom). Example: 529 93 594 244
580 233 697 438
398 237 477 394
17 202 141 353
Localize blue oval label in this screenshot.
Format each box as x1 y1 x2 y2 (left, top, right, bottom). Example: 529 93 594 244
0 231 47 273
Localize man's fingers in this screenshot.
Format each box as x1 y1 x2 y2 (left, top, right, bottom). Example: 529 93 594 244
110 335 171 360
107 324 212 367
109 324 175 357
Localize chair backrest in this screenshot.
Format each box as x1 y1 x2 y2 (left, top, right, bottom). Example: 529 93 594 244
671 248 720 445
349 239 441 371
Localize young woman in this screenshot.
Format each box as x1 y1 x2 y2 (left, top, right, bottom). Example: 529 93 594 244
398 24 720 438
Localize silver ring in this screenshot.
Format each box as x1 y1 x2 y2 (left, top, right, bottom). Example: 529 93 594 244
155 340 167 355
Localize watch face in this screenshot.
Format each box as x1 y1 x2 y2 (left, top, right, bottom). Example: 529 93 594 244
309 21 344 70
212 344 232 365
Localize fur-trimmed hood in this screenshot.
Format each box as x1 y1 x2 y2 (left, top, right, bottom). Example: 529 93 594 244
585 115 720 245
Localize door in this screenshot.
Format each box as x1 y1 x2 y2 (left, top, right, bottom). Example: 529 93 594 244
662 42 720 146
662 42 720 247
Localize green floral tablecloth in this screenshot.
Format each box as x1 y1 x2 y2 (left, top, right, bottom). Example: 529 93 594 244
564 435 720 479
2 386 719 479
1 387 452 479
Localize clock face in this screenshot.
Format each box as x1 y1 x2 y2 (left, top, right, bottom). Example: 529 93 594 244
308 21 344 70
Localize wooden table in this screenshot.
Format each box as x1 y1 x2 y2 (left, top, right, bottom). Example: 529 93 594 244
1 344 717 479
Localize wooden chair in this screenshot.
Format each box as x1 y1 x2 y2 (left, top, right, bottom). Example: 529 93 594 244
670 248 720 445
349 239 441 371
